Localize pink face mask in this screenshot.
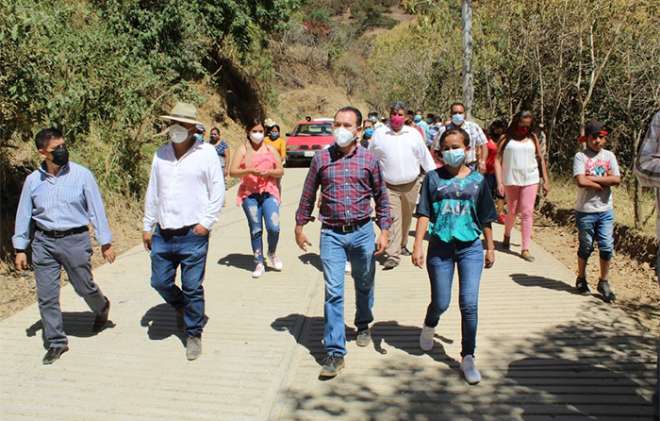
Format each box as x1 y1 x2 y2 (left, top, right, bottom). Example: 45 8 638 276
390 115 405 131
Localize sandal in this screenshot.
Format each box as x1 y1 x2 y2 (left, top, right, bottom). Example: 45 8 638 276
521 250 535 262
597 279 616 303
575 277 590 294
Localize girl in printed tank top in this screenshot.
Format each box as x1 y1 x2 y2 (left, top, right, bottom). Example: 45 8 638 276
494 110 549 262
229 119 284 278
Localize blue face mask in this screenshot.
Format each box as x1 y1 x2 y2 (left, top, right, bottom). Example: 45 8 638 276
441 148 466 167
364 127 374 138
414 114 422 123
269 132 280 140
451 113 465 126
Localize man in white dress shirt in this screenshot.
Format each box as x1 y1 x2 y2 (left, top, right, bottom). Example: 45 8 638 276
143 102 225 361
369 101 436 270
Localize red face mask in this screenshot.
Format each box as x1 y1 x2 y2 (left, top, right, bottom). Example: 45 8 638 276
390 115 405 131
514 126 530 138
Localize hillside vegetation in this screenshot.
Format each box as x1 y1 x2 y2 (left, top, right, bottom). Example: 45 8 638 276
1 0 659 256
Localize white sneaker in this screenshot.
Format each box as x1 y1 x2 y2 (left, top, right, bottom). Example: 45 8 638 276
461 355 482 385
419 325 435 351
344 261 352 273
252 263 265 278
268 254 283 271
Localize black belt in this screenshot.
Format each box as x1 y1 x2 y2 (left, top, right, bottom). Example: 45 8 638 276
322 218 370 233
38 226 88 238
158 224 196 237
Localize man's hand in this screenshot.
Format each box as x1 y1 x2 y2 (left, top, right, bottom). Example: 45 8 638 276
412 245 425 268
101 244 116 264
485 249 495 268
295 226 312 252
143 231 153 251
542 182 550 196
375 230 389 256
193 224 209 236
15 252 28 271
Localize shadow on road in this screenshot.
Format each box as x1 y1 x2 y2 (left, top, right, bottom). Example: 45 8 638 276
298 253 322 272
510 273 581 294
26 312 115 349
275 301 656 420
371 320 460 369
217 253 255 272
272 313 359 368
140 303 186 346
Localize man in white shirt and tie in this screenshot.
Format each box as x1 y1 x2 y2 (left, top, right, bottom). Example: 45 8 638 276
370 101 437 270
143 102 225 361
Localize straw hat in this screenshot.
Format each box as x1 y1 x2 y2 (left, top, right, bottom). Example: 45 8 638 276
264 118 276 128
160 102 203 125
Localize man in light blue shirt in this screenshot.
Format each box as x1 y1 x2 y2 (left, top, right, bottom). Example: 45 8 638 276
414 109 432 145
13 128 115 365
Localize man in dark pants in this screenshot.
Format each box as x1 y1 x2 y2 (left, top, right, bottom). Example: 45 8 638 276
143 102 225 361
295 106 391 378
13 128 115 365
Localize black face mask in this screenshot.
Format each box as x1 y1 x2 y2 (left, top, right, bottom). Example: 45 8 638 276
51 145 69 166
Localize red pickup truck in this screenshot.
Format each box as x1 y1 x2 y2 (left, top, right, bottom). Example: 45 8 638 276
285 120 334 166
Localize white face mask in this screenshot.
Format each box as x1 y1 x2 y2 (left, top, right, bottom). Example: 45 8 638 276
333 127 356 147
169 124 189 144
249 132 264 144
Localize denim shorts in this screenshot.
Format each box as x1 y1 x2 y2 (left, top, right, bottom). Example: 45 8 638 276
575 209 615 261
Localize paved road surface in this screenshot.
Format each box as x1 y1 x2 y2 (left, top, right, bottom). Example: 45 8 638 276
0 168 656 420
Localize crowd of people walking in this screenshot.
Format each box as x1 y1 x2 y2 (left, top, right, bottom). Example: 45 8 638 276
9 96 659 399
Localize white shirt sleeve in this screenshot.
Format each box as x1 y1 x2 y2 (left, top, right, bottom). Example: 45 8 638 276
414 131 437 172
143 155 159 232
475 125 487 146
199 150 225 230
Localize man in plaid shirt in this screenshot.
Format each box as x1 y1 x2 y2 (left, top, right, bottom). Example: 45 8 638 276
295 106 391 379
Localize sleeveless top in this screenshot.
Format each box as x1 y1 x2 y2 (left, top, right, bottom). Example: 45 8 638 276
502 137 539 186
236 145 281 205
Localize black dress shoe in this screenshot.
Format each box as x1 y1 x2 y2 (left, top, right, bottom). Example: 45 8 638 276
43 346 69 365
92 297 110 332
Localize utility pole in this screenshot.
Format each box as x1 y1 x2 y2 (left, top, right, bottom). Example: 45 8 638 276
462 0 473 119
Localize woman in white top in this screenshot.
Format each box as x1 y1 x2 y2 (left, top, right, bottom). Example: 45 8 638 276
495 111 549 262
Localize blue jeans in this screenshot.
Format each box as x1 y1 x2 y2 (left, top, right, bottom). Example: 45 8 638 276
241 193 281 264
150 226 209 337
320 221 376 357
424 237 483 357
576 209 614 261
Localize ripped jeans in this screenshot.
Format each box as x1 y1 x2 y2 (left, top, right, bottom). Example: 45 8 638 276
241 193 280 264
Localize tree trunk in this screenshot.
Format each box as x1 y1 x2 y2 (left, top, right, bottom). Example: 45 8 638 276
462 0 473 119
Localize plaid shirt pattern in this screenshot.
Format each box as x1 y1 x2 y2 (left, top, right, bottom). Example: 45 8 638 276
295 144 391 230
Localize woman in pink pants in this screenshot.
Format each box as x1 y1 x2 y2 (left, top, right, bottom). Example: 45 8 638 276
494 111 549 261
